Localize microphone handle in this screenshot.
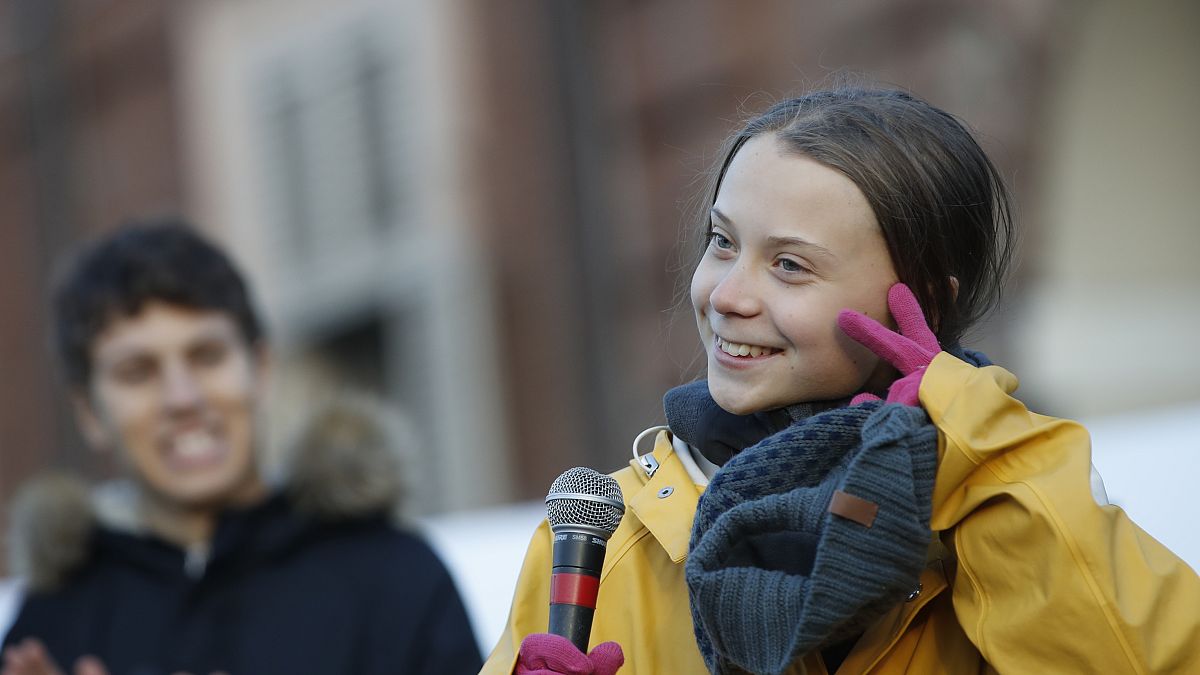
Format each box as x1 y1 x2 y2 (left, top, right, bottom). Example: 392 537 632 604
548 526 609 653
549 603 594 653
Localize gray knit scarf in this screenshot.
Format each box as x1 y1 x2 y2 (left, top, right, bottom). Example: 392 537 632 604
673 349 988 674
679 400 936 674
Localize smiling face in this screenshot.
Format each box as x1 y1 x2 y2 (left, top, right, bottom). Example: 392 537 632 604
75 301 267 510
691 133 900 414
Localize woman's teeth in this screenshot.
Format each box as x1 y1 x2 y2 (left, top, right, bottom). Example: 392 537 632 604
717 337 778 358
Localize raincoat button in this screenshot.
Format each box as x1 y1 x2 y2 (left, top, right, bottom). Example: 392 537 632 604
905 583 923 602
657 486 674 499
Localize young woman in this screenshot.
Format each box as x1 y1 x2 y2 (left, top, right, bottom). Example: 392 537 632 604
483 87 1200 674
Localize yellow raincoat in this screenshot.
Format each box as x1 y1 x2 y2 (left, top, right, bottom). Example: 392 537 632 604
483 354 1200 673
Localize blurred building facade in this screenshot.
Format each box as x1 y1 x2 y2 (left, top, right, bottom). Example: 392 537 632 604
2 0 1197 571
1 0 188 536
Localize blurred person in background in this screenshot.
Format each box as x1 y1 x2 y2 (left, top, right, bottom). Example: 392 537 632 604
1 221 481 675
484 86 1199 674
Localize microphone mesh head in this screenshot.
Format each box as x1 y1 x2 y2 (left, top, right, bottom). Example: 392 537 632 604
546 467 624 534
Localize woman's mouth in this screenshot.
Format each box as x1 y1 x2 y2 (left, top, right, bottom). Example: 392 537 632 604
716 336 782 359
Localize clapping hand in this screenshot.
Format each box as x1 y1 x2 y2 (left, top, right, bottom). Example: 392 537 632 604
2 638 229 675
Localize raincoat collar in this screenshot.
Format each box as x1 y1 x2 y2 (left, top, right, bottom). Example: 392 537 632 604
627 430 703 564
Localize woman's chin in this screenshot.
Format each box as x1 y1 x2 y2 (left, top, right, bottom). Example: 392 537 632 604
708 383 771 416
709 377 863 414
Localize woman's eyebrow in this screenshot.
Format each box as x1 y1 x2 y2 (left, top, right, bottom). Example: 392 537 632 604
712 207 836 260
765 235 837 260
709 207 734 229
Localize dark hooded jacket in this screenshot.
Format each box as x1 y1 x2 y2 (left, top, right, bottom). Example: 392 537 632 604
2 401 481 675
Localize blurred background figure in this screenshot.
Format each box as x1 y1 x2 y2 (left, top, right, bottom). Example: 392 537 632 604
1 223 480 674
0 0 1196 657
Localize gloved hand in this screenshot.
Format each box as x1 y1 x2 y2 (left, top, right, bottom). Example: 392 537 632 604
516 633 624 675
837 283 941 407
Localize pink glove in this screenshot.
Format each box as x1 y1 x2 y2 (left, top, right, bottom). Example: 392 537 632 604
516 633 624 675
837 283 941 407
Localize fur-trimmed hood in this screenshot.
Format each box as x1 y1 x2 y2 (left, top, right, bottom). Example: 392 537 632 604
7 396 415 591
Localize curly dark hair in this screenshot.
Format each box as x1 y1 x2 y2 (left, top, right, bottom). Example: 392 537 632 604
53 217 265 387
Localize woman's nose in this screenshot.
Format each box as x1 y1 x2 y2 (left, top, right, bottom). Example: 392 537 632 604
708 264 762 318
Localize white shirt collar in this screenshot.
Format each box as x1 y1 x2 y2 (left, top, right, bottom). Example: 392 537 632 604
672 433 719 486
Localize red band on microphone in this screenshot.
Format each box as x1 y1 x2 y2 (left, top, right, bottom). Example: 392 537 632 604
550 572 600 608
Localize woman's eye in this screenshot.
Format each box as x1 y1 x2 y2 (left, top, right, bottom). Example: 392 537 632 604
776 257 808 274
707 232 733 250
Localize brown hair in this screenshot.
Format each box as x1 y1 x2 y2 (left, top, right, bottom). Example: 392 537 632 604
699 86 1015 346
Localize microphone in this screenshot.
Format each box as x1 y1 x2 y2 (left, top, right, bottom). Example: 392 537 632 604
544 467 625 653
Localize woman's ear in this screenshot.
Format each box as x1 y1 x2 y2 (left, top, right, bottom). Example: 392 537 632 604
927 276 960 338
920 277 958 336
